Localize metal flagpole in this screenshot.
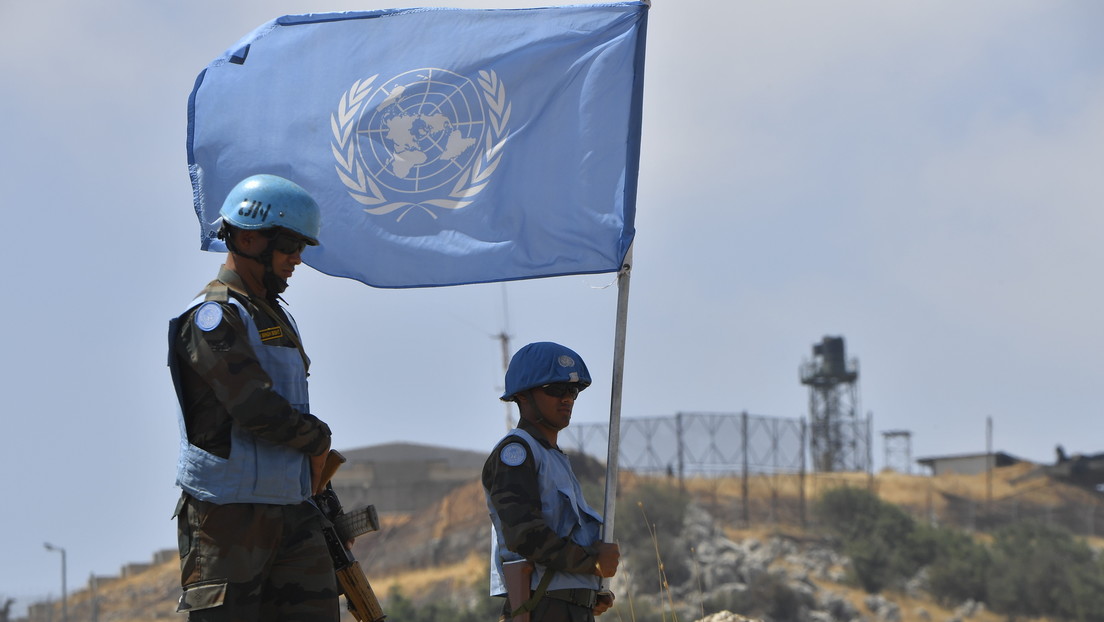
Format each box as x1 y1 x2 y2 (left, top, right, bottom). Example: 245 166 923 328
601 245 632 542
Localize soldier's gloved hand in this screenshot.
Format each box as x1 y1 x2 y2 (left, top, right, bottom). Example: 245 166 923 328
593 591 615 616
593 542 620 578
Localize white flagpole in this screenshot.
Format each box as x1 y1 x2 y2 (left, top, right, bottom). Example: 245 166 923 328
601 245 632 543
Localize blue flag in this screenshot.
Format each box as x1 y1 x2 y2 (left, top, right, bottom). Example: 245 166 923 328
188 2 648 288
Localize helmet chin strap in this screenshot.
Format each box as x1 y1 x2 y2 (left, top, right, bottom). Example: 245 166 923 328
525 390 567 431
262 271 288 299
221 225 287 301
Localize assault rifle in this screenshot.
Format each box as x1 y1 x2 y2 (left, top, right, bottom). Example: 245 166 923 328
313 450 386 622
502 559 534 622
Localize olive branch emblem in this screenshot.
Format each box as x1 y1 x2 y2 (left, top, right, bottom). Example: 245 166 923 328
330 71 510 221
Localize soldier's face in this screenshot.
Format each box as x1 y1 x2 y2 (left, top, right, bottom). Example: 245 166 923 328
270 245 303 281
530 385 575 430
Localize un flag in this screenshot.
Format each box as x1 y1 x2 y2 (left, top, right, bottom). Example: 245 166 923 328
188 2 648 288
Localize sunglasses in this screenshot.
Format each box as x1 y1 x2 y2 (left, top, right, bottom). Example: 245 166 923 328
271 233 309 255
539 383 582 399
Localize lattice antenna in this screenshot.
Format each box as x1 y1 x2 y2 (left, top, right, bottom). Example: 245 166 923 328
800 336 866 472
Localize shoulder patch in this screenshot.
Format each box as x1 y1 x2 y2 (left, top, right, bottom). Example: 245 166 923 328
500 442 528 467
194 301 224 332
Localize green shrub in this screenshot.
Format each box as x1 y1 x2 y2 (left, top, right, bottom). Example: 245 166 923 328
924 526 990 606
814 486 935 592
985 520 1104 621
816 489 1104 620
384 577 504 622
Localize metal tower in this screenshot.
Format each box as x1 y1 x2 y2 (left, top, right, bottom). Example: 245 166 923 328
799 336 868 472
882 429 913 474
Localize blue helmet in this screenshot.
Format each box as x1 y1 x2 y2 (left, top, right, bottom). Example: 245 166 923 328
501 342 592 401
218 174 321 245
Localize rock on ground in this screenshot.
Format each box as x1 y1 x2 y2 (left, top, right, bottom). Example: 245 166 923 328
693 611 763 622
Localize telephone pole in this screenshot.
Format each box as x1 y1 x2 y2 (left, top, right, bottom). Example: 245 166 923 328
496 284 513 431
43 542 67 622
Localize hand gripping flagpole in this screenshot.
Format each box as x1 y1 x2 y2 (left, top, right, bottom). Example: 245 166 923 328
601 245 633 546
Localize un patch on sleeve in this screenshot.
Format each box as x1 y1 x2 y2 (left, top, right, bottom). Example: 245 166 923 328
500 442 527 467
194 301 224 332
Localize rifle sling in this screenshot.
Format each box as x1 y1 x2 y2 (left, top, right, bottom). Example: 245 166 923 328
511 568 554 616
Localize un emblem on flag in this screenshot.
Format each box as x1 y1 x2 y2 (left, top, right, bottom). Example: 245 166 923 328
331 69 510 221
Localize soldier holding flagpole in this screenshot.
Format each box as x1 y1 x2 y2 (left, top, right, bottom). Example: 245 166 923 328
484 342 621 622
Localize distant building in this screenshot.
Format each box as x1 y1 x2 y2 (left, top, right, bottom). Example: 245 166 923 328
331 442 486 513
916 451 1024 476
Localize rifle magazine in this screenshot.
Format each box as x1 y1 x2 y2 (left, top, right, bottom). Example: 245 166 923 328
336 504 380 542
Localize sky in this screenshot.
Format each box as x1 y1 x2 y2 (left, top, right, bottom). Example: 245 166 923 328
2 0 1102 612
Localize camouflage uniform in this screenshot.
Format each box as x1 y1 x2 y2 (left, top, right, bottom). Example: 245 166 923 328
169 266 338 621
483 418 603 622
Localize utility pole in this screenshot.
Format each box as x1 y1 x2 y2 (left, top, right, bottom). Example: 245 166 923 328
496 284 513 432
43 542 67 622
986 416 993 512
89 573 100 622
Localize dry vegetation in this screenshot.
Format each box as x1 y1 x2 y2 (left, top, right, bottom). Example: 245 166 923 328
24 462 1104 622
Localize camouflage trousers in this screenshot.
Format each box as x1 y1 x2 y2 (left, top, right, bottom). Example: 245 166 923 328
175 494 340 622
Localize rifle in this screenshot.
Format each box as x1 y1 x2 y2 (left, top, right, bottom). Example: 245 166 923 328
502 559 534 622
313 450 386 622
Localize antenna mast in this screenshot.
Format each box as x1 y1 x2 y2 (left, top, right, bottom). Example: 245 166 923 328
799 336 867 472
496 285 513 431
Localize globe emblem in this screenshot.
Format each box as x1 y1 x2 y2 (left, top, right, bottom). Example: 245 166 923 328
356 69 486 194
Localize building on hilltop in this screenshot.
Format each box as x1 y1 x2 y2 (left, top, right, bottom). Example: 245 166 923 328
332 442 486 514
916 451 1024 476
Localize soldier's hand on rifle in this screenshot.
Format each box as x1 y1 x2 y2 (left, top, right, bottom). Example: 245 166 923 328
310 439 333 495
593 591 615 616
593 542 620 578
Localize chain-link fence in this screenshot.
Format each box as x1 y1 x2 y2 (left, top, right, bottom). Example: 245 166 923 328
562 411 808 476
562 411 823 525
563 411 1104 537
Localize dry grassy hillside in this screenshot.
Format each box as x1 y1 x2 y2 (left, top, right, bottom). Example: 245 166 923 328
23 463 1104 622
671 462 1104 538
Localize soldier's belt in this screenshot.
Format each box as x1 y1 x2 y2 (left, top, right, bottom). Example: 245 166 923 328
544 588 597 609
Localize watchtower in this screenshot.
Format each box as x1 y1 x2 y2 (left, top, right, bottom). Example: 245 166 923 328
882 429 913 474
799 336 868 472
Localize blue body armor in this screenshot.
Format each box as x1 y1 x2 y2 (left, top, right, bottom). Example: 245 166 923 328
487 428 604 596
174 295 312 505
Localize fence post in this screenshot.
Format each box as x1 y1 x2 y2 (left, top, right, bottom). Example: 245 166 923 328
800 417 807 528
741 411 749 525
676 412 685 492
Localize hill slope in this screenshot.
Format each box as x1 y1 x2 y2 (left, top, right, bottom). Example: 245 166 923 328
19 463 1104 622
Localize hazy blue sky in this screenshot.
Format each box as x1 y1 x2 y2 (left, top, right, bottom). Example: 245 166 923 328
2 0 1101 611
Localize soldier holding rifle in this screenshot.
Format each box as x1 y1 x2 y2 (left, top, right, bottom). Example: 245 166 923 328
168 174 341 621
484 342 621 622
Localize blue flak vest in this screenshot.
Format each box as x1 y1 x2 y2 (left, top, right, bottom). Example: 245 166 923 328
487 428 604 596
172 294 312 505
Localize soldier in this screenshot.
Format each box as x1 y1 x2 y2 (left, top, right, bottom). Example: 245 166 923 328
168 174 340 621
483 342 621 622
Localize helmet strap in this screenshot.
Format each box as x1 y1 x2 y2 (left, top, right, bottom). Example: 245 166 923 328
220 224 286 301
525 389 567 431
262 270 288 302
